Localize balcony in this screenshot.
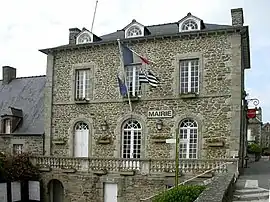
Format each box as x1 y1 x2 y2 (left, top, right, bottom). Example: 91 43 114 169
30 156 238 176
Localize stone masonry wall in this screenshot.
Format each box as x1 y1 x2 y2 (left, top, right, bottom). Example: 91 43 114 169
0 135 43 155
48 32 242 159
41 171 165 202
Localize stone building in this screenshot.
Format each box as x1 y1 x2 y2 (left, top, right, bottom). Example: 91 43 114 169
0 66 45 155
31 7 249 202
261 122 270 149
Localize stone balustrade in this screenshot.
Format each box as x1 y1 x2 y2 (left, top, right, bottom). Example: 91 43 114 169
30 156 238 175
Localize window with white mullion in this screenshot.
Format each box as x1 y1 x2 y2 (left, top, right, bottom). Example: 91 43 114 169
180 59 199 94
75 69 90 99
125 65 141 96
122 119 142 159
179 119 198 159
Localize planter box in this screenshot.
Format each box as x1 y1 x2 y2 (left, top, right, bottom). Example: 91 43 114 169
52 140 66 145
120 170 135 176
93 170 107 175
208 141 224 147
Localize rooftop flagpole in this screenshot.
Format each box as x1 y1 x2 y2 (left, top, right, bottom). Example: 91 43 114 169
117 39 132 112
91 0 99 32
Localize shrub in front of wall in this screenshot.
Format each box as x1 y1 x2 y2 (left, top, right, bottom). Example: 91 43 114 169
153 185 206 202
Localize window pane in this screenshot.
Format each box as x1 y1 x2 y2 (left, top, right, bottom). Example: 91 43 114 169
180 59 199 94
75 69 91 99
125 65 141 96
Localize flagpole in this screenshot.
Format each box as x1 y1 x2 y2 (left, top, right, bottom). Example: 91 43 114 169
117 39 132 112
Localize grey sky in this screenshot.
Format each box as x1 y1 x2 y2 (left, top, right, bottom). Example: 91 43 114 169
0 0 269 121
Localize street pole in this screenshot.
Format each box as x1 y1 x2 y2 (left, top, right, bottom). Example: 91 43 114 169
175 128 179 186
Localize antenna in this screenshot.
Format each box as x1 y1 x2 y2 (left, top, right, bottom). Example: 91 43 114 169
91 0 98 32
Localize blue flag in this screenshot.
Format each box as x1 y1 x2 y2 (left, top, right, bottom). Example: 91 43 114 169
117 76 127 96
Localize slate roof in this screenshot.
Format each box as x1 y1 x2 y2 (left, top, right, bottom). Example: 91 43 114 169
100 22 233 41
0 75 46 135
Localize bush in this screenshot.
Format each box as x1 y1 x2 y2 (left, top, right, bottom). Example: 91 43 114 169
153 185 205 202
0 152 40 181
247 143 262 154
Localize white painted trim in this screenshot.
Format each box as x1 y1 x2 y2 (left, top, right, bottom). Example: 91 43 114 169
124 22 144 38
76 30 93 44
179 17 201 32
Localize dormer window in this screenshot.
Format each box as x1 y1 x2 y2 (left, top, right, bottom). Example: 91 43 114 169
76 31 92 44
124 20 146 38
178 12 203 32
126 26 143 38
181 20 198 31
4 119 11 134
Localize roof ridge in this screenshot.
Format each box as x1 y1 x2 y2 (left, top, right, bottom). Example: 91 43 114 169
0 75 46 81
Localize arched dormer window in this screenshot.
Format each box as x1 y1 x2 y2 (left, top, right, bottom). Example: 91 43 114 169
126 26 143 38
181 20 198 31
124 20 145 38
178 13 203 32
76 31 92 44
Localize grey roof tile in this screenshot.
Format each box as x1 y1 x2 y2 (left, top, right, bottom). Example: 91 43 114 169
0 76 46 135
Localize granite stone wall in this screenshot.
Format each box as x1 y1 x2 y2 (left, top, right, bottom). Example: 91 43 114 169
46 33 243 159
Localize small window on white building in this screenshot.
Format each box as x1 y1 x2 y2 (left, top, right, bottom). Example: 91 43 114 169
13 144 23 155
181 19 198 31
126 26 143 38
75 69 91 100
4 119 11 134
180 59 199 94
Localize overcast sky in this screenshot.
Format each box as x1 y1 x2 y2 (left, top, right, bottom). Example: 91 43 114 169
0 0 269 121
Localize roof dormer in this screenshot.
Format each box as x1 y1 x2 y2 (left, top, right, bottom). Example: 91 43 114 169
76 28 102 45
0 107 23 134
178 12 205 32
124 19 149 38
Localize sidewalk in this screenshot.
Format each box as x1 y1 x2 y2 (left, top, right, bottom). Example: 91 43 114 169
233 157 270 201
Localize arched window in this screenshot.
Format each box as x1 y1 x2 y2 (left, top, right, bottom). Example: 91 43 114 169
126 26 143 38
48 179 64 202
74 121 89 157
179 119 198 159
76 32 92 44
181 20 198 31
122 119 142 158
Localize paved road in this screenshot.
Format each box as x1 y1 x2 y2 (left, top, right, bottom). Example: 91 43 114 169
233 157 270 201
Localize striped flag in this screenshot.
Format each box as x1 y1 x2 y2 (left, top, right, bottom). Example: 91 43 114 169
139 70 159 87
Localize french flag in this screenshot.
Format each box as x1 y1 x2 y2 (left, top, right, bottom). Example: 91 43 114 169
122 45 152 66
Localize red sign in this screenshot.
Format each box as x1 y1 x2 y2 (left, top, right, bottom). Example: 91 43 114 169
247 109 257 119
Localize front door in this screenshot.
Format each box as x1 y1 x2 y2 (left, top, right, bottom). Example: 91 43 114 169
74 122 89 157
104 183 117 202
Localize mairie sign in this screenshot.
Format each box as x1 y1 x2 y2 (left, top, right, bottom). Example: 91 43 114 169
148 110 173 118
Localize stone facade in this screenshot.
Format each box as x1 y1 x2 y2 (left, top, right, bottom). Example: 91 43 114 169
261 122 270 148
40 8 250 202
247 107 262 144
0 135 43 155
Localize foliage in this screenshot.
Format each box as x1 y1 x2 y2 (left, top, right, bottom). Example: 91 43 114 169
153 185 205 202
0 152 40 181
247 143 262 154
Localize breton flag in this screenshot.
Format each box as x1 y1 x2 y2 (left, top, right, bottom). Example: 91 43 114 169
139 70 159 87
121 44 159 87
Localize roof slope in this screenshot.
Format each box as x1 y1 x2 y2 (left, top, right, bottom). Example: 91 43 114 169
100 22 233 41
0 76 46 134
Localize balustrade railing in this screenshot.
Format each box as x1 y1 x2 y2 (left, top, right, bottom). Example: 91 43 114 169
30 156 237 175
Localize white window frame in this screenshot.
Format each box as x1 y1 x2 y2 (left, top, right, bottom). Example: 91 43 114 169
122 119 142 159
124 23 144 38
179 17 201 32
76 30 93 44
75 69 90 100
125 65 141 97
179 119 198 159
13 144 23 155
180 59 199 94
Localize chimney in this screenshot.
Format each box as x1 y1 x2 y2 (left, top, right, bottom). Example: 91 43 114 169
2 66 16 84
69 28 81 44
231 8 244 26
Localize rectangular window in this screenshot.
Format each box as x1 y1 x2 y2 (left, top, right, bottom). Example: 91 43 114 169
75 69 90 100
4 119 11 134
13 144 23 155
125 65 141 97
180 59 199 94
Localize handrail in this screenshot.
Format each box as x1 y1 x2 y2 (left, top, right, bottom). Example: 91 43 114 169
140 161 237 201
